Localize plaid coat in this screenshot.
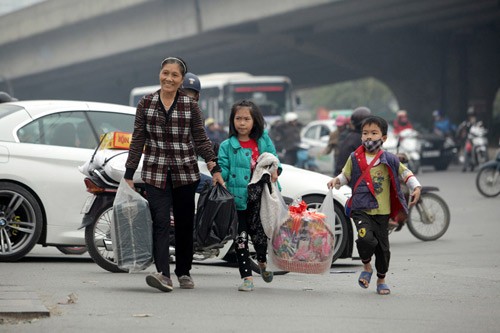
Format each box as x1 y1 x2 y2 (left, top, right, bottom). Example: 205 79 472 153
125 89 217 189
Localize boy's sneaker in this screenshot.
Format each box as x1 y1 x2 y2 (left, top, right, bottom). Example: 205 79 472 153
146 273 173 292
238 278 254 292
178 275 195 289
260 267 273 283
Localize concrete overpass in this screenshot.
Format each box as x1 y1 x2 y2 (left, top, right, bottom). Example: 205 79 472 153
0 0 499 128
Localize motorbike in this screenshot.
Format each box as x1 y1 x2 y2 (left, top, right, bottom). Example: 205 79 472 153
389 154 450 241
476 140 500 198
395 128 421 174
464 122 488 171
295 142 320 172
79 148 287 274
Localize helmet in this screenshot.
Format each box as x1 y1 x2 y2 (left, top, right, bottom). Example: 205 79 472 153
284 112 298 123
396 110 407 118
205 117 215 127
335 115 347 126
182 72 201 93
467 106 475 117
432 110 442 118
350 106 371 130
0 91 17 103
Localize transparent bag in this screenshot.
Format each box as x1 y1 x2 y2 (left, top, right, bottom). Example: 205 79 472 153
110 178 153 272
270 189 336 274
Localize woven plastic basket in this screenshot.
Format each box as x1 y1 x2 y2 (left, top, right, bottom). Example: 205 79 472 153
272 256 332 274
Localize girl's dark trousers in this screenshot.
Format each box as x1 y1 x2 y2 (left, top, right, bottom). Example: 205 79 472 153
235 209 268 279
145 173 199 278
351 210 391 279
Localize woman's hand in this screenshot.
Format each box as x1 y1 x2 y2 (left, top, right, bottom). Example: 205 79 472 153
327 177 340 190
124 178 135 189
206 161 216 172
211 172 225 187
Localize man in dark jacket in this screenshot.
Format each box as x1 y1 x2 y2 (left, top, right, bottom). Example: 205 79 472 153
334 107 371 176
270 112 302 166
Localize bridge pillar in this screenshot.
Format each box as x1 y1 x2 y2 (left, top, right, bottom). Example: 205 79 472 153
385 29 500 137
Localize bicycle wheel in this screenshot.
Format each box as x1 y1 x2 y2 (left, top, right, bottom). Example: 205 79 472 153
407 192 450 241
476 166 500 198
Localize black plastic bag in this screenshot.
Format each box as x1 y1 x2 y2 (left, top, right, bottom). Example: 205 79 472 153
194 183 237 250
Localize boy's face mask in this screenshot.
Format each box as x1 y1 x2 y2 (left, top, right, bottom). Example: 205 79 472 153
362 139 384 152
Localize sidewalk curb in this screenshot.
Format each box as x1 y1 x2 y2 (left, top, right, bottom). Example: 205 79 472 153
0 286 50 320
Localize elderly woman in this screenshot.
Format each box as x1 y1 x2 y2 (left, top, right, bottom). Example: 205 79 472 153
125 56 223 292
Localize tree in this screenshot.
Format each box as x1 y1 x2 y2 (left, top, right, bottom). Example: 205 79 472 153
298 77 398 120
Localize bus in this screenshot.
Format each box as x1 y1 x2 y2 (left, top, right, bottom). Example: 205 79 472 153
129 72 297 127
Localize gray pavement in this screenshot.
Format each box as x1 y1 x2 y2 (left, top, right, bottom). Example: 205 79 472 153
1 164 500 332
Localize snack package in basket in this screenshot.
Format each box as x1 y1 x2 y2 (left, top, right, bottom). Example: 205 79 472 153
270 196 335 274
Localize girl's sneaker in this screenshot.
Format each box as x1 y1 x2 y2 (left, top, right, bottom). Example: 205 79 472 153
260 267 274 283
238 278 254 292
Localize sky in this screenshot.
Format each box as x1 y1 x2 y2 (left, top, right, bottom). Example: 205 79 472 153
0 0 44 17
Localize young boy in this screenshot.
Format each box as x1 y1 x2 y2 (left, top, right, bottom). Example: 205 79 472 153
327 116 421 295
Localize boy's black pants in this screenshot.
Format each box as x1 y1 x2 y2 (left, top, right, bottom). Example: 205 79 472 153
351 211 391 278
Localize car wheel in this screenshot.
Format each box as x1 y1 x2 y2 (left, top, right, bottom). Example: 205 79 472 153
434 158 450 171
0 182 43 261
301 194 348 263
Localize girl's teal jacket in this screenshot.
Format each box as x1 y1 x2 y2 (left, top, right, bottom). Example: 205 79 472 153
218 130 281 210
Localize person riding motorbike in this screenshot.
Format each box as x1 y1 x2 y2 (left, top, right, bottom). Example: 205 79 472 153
432 110 456 138
323 115 349 175
457 107 480 172
181 72 216 190
334 106 371 176
393 110 413 135
270 112 302 165
181 72 201 100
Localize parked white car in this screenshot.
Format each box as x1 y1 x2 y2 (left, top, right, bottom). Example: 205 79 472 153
301 119 400 175
0 100 355 263
301 119 337 175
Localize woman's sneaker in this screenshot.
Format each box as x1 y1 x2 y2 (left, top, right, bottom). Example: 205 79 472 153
146 272 173 292
238 278 254 292
178 275 195 289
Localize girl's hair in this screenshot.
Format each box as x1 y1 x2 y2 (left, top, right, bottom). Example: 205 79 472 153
228 99 265 140
361 115 388 136
160 56 188 76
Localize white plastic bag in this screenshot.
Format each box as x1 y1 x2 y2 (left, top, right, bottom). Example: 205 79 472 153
110 178 153 272
260 182 289 239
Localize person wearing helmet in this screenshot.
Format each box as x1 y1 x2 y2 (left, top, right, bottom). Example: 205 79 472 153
457 106 479 172
323 115 349 175
0 91 18 103
204 117 227 146
334 107 372 176
392 110 413 135
270 112 302 165
432 109 456 138
181 72 201 101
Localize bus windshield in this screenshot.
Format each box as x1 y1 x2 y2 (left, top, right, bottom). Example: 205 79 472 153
228 83 291 119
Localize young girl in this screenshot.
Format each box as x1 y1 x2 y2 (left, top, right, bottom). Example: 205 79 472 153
217 99 281 292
